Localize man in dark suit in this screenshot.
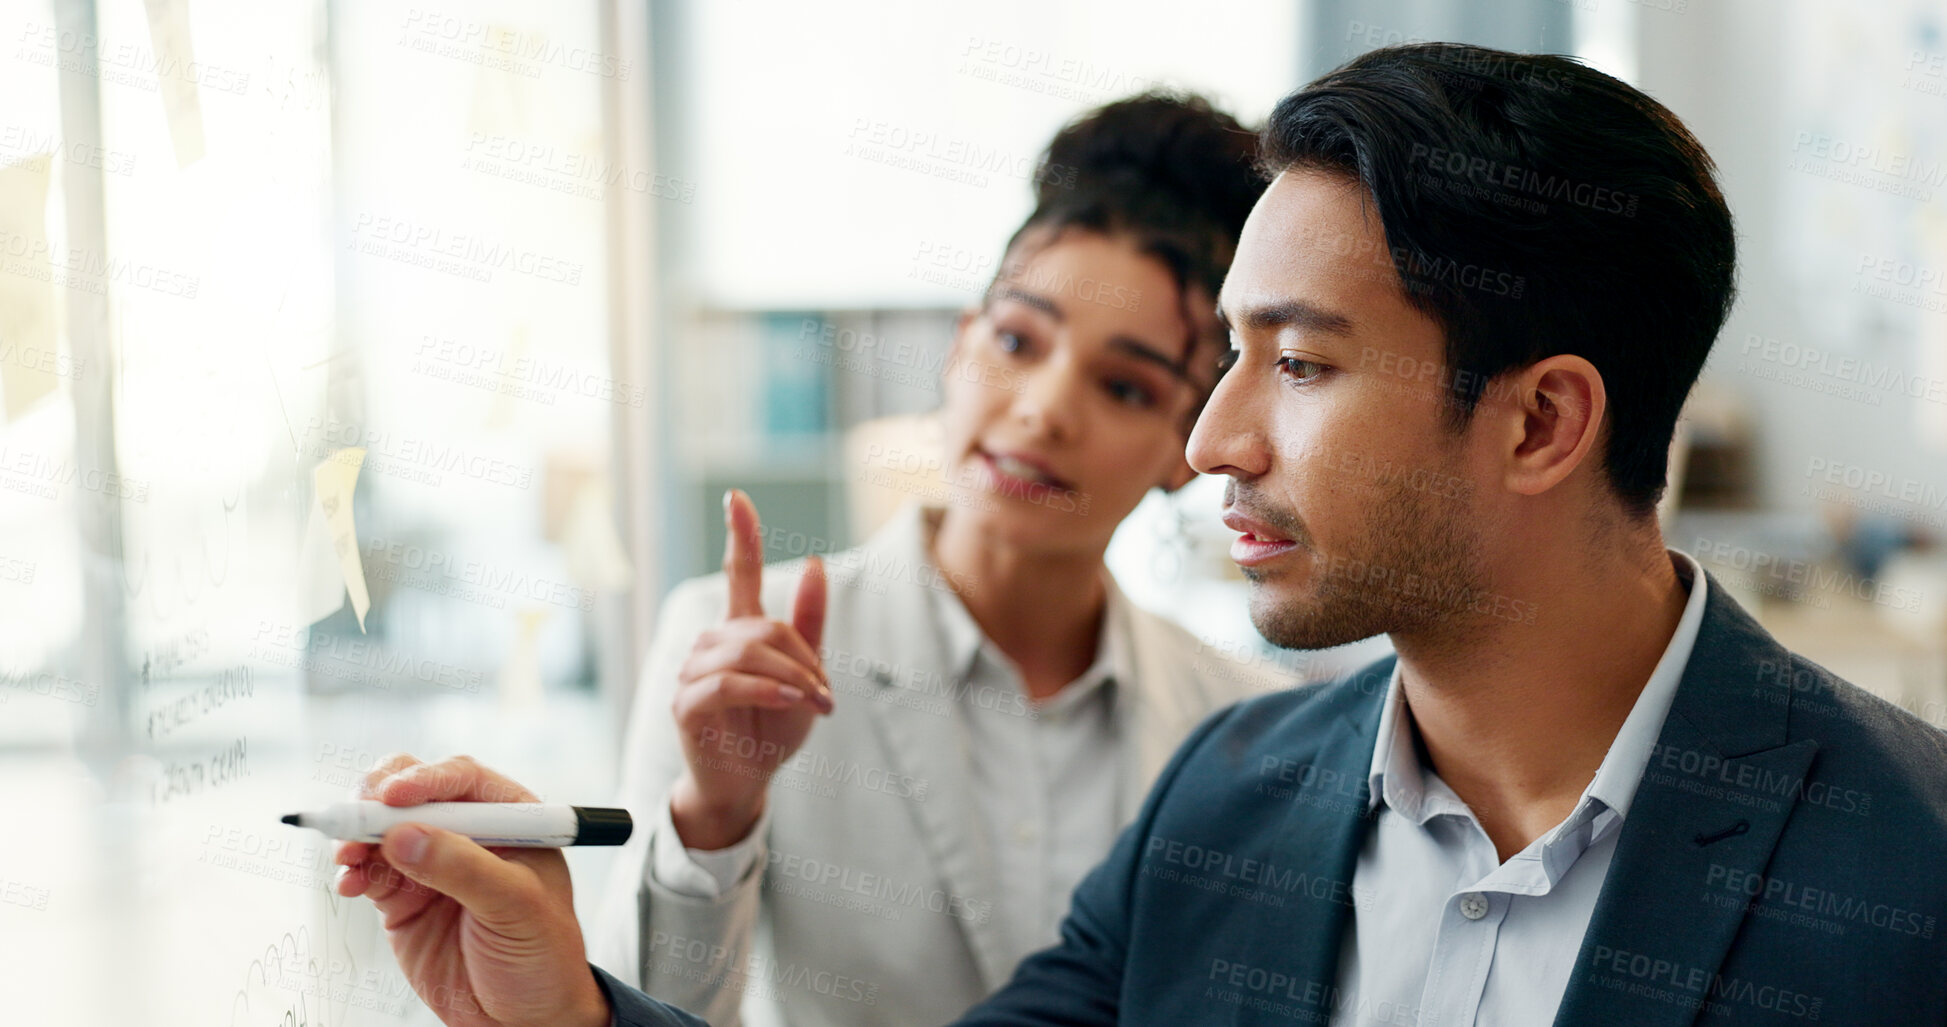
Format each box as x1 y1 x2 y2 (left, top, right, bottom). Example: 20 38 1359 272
338 42 1947 1027
954 40 1947 1027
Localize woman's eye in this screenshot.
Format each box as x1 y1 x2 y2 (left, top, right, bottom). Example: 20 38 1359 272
1105 379 1156 408
1278 356 1327 383
995 330 1027 354
1215 349 1240 376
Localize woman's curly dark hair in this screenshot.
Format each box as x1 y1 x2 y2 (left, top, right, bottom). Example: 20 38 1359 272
992 91 1266 423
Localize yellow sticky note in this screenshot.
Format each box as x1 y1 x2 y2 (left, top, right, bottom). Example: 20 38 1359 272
561 475 633 592
467 40 532 138
497 606 552 711
294 487 343 623
313 447 370 631
0 158 59 421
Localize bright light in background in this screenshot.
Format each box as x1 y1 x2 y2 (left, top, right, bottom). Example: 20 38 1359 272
1569 0 1638 84
678 0 1301 309
1 0 631 1024
0 0 83 679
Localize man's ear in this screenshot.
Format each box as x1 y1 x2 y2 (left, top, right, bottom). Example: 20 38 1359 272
1500 354 1606 498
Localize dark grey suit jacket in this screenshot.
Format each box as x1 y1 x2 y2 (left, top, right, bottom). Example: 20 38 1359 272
956 575 1947 1025
607 577 1947 1024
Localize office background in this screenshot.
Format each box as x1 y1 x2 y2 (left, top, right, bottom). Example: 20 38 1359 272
0 0 1941 1022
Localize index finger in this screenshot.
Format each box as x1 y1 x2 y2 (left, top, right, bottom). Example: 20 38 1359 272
357 752 424 800
723 488 765 620
371 754 541 807
336 752 427 867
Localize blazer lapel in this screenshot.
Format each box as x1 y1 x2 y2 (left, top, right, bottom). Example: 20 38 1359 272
853 507 1014 993
864 687 1017 991
1110 593 1209 824
1552 576 1820 1027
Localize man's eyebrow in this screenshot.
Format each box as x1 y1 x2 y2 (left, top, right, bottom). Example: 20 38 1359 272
1215 299 1357 337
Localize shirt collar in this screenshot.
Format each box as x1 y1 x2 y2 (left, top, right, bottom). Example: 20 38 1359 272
1364 549 1710 824
1585 548 1708 819
893 502 1127 712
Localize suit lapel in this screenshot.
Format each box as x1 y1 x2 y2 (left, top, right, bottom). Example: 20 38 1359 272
1249 659 1392 1026
1552 576 1820 1027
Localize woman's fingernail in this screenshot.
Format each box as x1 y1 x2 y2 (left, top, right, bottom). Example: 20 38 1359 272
779 686 805 704
722 489 734 512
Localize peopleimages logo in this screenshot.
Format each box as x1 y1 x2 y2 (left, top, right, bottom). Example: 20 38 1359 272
363 536 595 612
0 877 50 912
1588 945 1823 1020
1407 142 1639 216
844 117 1079 191
1693 535 1922 612
766 849 989 923
347 212 584 286
0 228 200 299
301 417 534 490
1741 333 1947 406
1704 863 1936 939
1141 836 1373 911
398 8 632 80
1646 741 1872 816
251 620 484 694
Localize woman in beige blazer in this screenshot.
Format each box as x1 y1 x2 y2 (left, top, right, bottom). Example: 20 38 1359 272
590 93 1276 1026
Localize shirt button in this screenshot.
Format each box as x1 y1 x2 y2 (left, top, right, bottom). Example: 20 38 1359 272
1458 892 1489 920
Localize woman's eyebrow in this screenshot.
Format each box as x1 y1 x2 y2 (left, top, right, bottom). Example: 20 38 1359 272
990 285 1061 318
1108 337 1197 384
996 284 1197 384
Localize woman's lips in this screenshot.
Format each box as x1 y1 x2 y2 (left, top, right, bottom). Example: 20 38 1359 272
976 449 1075 500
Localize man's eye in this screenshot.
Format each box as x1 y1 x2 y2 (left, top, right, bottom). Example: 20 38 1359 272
1278 357 1327 383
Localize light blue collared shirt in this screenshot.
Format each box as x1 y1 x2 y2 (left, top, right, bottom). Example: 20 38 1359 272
1329 550 1709 1027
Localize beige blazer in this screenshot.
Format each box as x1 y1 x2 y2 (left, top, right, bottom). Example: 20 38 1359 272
587 503 1266 1026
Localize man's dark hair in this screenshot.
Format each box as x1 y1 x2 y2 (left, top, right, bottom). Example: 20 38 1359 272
1261 43 1736 517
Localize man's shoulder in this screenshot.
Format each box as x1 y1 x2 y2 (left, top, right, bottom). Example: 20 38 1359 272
1766 648 1947 831
1671 645 1947 991
1197 655 1394 746
1139 656 1391 819
1688 576 1947 783
1118 610 1376 712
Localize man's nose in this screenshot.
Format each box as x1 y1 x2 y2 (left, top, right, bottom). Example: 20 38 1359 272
1187 365 1268 478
